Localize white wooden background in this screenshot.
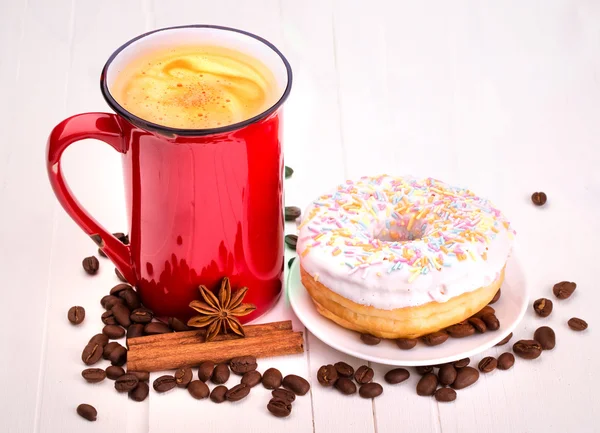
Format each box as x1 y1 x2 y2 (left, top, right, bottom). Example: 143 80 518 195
1 1 599 432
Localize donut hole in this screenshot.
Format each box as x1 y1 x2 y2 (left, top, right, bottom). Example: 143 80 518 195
372 220 425 243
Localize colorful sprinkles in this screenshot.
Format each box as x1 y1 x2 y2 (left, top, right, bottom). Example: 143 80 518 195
297 175 515 283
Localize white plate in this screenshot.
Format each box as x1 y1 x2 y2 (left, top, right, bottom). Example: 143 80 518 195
287 253 528 366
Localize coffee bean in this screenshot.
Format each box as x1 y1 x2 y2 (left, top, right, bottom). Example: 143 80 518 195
531 191 547 206
438 365 457 386
285 166 294 178
109 344 127 366
241 370 262 388
88 333 109 347
230 355 257 375
226 383 251 401
101 295 124 310
127 323 145 339
478 357 497 373
119 288 141 310
285 206 301 221
113 232 129 244
435 387 457 402
384 368 410 384
82 256 99 275
446 322 475 338
262 367 283 389
472 306 495 318
282 374 311 395
334 362 354 378
288 257 296 268
489 288 501 304
272 388 296 402
568 317 588 331
115 374 139 392
111 303 131 328
285 234 298 250
153 375 176 393
76 404 97 421
101 311 117 326
359 382 383 398
68 306 85 325
129 371 150 382
175 366 193 388
168 316 190 332
129 382 149 402
102 341 120 360
416 366 433 375
102 324 125 339
144 322 172 335
416 373 438 396
110 283 131 296
212 363 230 384
534 326 556 350
451 367 479 389
210 385 228 403
468 317 487 333
98 248 107 257
198 361 215 382
354 365 374 384
496 332 513 346
334 377 357 395
553 281 576 299
106 366 125 380
268 398 292 417
395 338 418 350
188 380 210 399
81 343 103 365
497 352 515 370
130 308 153 324
115 267 127 282
533 298 553 317
421 331 449 346
360 333 381 345
513 340 542 359
317 364 338 386
81 368 106 383
453 358 470 368
481 313 500 331
90 234 103 246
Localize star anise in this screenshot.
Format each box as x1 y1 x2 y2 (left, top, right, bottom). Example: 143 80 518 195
187 277 256 342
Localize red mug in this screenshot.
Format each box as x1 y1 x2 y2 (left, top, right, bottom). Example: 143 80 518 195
46 25 292 322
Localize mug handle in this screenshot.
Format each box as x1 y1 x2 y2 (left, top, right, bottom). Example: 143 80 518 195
46 112 135 284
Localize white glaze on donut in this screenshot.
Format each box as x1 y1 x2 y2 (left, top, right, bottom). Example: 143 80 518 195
297 175 515 310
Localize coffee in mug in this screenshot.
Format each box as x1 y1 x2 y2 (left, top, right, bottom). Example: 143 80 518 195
111 45 280 129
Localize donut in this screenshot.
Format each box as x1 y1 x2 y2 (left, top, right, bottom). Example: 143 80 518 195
297 175 515 339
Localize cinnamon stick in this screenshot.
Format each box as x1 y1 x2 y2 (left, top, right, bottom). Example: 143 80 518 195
127 320 293 348
127 322 304 372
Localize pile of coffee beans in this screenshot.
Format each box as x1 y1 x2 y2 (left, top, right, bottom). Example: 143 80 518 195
418 361 479 401
72 290 312 425
316 362 383 399
145 356 309 417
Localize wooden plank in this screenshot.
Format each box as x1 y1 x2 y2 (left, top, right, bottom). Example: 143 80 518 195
0 1 67 432
145 3 315 433
32 1 149 433
280 0 377 432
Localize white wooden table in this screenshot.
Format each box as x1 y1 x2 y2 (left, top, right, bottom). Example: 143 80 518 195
1 1 599 432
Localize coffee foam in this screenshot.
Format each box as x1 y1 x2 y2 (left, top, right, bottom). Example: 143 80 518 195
111 45 278 129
